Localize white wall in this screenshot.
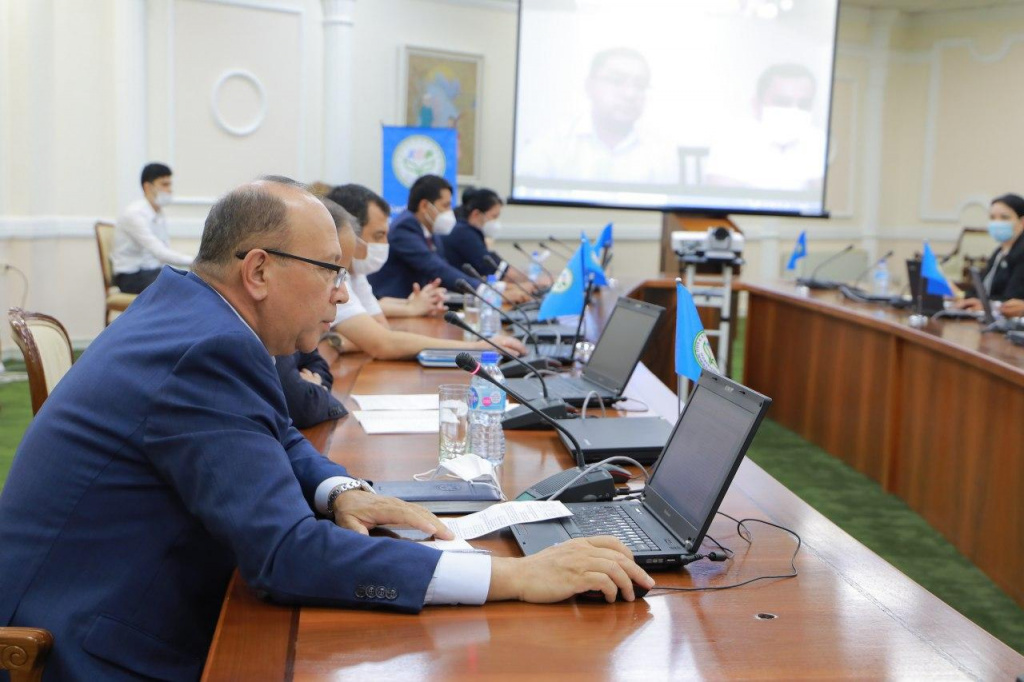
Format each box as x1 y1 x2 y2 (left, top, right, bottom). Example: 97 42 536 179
3 0 1024 355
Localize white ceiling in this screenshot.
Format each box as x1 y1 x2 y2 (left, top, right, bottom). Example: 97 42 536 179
842 0 1024 12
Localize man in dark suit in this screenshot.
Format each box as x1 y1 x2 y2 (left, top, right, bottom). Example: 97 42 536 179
368 174 481 298
275 350 347 428
0 179 652 680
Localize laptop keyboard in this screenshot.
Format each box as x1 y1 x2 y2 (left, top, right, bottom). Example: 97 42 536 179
568 505 661 553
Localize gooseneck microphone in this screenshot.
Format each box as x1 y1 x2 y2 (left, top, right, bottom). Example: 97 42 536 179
513 242 557 282
538 242 570 264
797 244 855 290
545 236 576 258
455 352 579 458
462 264 533 319
851 250 895 289
455 279 541 353
444 311 550 399
482 255 543 301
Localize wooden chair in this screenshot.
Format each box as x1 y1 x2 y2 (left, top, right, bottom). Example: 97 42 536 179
94 221 136 327
0 629 53 682
7 308 75 415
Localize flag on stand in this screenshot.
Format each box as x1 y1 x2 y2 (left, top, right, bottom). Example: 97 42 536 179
786 231 808 271
580 234 608 286
675 281 719 382
921 242 954 296
537 244 587 320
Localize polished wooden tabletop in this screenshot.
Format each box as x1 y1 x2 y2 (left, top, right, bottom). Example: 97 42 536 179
202 286 1024 681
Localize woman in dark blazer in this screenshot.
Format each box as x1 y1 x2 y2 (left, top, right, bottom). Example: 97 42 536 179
960 193 1024 317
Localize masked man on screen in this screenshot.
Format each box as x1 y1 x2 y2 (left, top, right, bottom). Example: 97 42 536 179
704 63 826 193
517 47 679 185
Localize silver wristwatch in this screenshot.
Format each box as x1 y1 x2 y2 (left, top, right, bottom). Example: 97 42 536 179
325 479 375 516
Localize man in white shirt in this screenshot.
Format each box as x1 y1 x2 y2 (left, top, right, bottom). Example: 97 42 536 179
320 197 526 360
518 47 678 185
327 184 446 326
705 64 826 192
112 162 194 293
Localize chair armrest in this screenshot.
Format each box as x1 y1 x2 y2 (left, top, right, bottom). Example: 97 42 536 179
1 628 53 682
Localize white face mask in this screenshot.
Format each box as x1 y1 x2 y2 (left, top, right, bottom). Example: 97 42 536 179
352 242 389 276
430 205 457 236
482 219 501 239
760 106 813 147
154 190 173 208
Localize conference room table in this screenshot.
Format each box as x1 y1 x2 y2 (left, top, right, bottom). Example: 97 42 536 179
739 280 1023 609
201 282 1024 680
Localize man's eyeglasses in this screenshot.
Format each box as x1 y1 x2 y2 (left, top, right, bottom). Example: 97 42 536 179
235 248 349 289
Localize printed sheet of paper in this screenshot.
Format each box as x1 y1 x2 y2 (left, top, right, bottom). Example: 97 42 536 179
443 501 572 540
419 538 483 553
351 394 439 411
352 410 438 435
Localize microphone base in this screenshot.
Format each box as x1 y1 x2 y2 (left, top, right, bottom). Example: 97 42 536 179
499 356 562 378
796 277 840 290
502 398 570 430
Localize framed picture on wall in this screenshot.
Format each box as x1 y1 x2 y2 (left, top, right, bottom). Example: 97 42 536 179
399 46 483 183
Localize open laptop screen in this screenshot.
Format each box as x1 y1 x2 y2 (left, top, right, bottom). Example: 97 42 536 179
645 376 764 547
582 299 662 391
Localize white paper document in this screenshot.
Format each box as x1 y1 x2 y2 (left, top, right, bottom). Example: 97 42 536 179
351 394 439 411
443 501 572 540
352 410 438 435
420 538 483 553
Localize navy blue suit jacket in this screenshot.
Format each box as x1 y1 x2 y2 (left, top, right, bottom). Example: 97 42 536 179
367 210 480 298
0 268 440 681
275 350 347 429
442 221 503 278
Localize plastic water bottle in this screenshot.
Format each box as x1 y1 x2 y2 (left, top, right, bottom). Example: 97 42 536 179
527 251 543 283
469 351 507 465
478 275 502 337
872 260 890 296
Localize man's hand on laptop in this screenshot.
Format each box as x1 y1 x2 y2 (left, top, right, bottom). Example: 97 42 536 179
484 334 527 357
332 490 455 540
487 536 655 604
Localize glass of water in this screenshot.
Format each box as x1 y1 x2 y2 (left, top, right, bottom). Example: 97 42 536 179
461 303 481 341
438 384 471 462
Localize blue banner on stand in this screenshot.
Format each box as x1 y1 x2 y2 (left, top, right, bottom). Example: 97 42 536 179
382 126 457 215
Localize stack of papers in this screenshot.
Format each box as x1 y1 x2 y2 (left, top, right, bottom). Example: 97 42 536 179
350 394 441 435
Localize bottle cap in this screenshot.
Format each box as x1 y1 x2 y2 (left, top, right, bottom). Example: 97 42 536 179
481 351 500 364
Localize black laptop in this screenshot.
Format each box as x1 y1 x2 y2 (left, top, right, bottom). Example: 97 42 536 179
503 297 664 407
554 416 674 464
511 371 772 569
906 259 978 319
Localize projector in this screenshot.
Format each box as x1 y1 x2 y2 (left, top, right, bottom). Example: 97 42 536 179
672 227 745 262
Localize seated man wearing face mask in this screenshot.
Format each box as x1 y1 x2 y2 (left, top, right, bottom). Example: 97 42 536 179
112 162 194 294
443 187 536 300
322 197 527 360
327 184 446 326
368 175 482 299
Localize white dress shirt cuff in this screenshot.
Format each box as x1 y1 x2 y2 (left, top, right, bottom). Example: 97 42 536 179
424 551 492 605
314 476 357 515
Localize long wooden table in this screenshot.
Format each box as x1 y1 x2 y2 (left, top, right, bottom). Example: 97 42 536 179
742 281 1024 608
203 285 1024 680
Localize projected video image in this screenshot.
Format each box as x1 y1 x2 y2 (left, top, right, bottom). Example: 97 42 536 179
512 0 839 216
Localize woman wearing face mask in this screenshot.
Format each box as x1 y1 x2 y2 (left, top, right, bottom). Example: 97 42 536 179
957 193 1024 317
443 187 535 303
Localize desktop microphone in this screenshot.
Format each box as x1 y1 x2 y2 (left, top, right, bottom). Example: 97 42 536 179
482 255 543 301
851 250 895 289
547 235 578 257
455 279 542 353
444 313 568 429
513 242 557 282
797 244 855 290
455 352 583 464
462 264 533 319
538 242 570 264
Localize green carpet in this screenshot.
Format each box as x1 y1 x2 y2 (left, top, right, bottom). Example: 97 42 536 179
0 344 1021 654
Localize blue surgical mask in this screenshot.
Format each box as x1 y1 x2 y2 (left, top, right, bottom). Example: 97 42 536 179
988 220 1015 243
